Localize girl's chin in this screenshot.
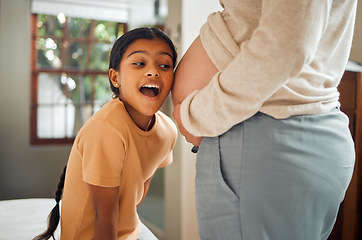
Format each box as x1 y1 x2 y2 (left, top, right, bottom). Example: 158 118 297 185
141 107 161 116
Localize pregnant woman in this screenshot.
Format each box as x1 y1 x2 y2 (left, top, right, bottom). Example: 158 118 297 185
171 0 357 239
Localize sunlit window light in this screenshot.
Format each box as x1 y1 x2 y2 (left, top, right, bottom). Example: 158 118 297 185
57 12 66 24
45 38 57 50
45 49 55 61
67 77 76 90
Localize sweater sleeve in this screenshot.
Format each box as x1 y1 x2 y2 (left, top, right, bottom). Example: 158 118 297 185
180 0 330 137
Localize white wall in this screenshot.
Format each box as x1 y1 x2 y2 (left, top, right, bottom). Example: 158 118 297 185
180 1 222 53
0 0 71 200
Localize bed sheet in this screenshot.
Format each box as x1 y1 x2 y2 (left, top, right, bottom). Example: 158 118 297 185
0 198 60 240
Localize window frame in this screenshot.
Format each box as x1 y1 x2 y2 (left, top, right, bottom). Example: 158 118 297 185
30 14 127 145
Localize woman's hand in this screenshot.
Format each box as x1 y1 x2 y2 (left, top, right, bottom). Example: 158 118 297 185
87 184 119 240
173 104 203 147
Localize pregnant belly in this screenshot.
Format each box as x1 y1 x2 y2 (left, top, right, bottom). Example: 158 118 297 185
171 36 218 106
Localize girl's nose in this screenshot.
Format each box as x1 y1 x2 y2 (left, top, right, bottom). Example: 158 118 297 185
146 67 159 77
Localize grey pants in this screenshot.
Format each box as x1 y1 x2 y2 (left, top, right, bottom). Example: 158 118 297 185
195 109 355 240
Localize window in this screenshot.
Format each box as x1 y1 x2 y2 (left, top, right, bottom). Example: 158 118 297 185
30 14 127 145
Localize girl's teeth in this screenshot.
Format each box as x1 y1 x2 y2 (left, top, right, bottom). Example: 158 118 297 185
143 84 159 89
140 85 160 97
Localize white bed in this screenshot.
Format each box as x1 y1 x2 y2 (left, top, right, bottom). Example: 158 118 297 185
0 198 60 240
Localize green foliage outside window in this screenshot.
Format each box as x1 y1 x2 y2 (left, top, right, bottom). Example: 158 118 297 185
34 14 126 140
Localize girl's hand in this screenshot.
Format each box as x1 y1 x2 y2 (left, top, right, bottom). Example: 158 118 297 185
173 104 203 147
87 184 119 240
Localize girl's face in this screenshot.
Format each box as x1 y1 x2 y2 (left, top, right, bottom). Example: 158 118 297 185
109 38 174 127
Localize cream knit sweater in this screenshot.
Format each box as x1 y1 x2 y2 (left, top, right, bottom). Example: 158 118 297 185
180 0 357 137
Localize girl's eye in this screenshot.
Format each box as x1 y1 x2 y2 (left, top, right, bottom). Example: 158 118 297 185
159 64 171 69
133 62 145 66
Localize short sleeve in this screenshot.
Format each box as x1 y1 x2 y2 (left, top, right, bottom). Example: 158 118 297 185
77 120 125 187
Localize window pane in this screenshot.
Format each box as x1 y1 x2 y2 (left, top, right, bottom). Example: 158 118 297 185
72 104 93 135
37 14 64 38
32 13 126 143
37 73 75 138
36 38 61 69
63 42 88 70
64 75 80 103
64 75 92 104
38 73 67 104
37 104 75 138
67 17 91 38
117 24 126 38
89 43 111 71
94 21 117 42
81 105 93 122
83 76 93 102
94 75 112 111
37 106 53 138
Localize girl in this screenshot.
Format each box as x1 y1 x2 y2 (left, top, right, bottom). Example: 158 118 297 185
34 27 178 240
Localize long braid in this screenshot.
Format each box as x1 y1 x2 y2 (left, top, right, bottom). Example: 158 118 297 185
33 165 67 240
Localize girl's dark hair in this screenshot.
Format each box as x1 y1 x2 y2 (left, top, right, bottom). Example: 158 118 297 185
109 27 177 98
33 165 66 240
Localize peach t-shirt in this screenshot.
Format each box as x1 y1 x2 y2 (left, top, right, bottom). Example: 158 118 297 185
60 98 177 240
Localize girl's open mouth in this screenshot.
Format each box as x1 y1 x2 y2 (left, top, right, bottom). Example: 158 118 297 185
140 84 160 98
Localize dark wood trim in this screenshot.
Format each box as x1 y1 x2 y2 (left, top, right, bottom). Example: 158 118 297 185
30 14 39 145
355 72 362 240
33 68 108 75
31 137 75 145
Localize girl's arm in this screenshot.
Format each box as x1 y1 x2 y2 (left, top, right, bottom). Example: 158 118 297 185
87 184 119 240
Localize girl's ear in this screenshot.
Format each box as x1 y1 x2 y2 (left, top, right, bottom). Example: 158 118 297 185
109 68 120 88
